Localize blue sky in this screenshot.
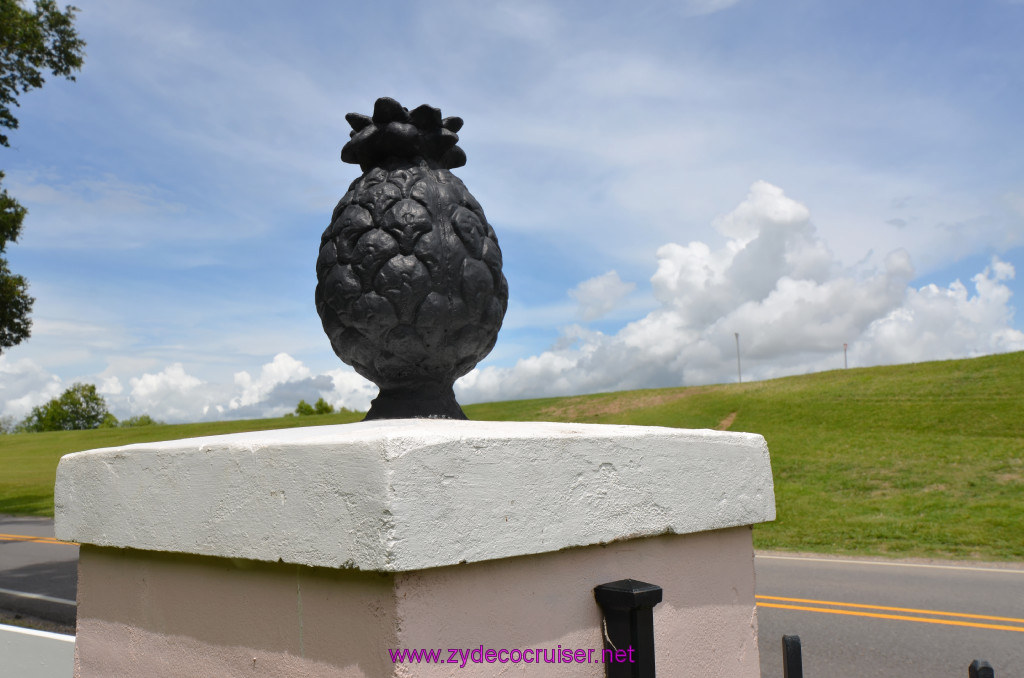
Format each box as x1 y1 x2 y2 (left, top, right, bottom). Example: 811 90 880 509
2 0 1023 423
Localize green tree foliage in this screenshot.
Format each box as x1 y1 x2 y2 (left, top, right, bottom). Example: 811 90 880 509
0 0 85 146
0 175 32 350
19 382 109 432
0 0 85 353
295 398 336 415
119 414 161 427
85 412 162 429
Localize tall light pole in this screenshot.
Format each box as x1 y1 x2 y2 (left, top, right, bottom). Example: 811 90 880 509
843 343 848 369
734 332 742 383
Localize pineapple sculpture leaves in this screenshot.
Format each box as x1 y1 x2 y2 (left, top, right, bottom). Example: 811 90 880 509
316 97 508 420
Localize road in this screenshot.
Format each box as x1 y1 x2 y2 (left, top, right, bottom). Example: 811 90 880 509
755 553 1024 677
0 515 78 632
2 516 1022 675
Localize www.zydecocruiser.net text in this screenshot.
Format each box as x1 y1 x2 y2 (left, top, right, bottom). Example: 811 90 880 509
389 645 636 667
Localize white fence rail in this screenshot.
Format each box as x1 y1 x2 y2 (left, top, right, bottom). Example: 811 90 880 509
0 623 74 678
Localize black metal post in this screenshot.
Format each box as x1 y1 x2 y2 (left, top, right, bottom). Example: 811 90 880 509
969 660 994 678
593 579 662 678
782 635 803 678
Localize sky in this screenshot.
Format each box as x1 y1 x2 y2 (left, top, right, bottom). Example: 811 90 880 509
2 0 1023 424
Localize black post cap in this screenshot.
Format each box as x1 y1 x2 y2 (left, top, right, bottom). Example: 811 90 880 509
969 660 995 678
593 579 664 610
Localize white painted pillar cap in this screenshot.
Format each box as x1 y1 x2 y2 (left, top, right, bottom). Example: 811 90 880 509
55 420 775 571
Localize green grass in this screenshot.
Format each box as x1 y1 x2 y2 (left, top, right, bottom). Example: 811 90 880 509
0 411 363 516
2 352 1022 560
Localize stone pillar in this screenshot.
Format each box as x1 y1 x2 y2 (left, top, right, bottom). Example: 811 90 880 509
55 420 775 677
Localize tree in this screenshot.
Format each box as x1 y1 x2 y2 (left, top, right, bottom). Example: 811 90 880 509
0 0 85 353
98 412 162 428
313 397 334 415
19 382 109 431
296 398 336 415
1 175 32 350
120 414 161 427
0 0 85 147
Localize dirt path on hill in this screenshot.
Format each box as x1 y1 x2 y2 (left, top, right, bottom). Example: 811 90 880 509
716 411 738 430
540 386 723 420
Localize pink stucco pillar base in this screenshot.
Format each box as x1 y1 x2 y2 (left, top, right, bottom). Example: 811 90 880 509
75 527 759 677
56 421 776 678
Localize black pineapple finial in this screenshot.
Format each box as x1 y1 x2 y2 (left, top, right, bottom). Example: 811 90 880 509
316 97 508 420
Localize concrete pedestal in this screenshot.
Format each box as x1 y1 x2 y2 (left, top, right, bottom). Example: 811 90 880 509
55 420 776 677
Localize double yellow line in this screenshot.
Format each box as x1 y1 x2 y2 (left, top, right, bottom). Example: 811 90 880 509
757 595 1024 633
0 532 75 546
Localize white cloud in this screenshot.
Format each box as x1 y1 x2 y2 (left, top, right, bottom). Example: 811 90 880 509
569 270 636 321
127 363 208 422
112 355 368 422
856 259 1023 366
712 180 811 242
231 352 311 409
324 368 378 412
456 182 1024 403
0 351 377 426
119 357 375 422
98 376 123 395
0 356 64 420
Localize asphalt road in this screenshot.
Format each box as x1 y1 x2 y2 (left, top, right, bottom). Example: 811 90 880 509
2 515 1022 676
755 553 1024 677
0 515 78 630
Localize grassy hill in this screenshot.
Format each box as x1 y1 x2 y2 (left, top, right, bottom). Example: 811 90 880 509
2 352 1021 560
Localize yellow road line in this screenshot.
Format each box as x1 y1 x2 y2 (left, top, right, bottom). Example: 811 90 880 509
0 533 75 546
757 603 1024 633
756 595 1024 625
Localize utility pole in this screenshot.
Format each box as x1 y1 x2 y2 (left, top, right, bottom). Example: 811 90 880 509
843 343 848 369
735 332 742 383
